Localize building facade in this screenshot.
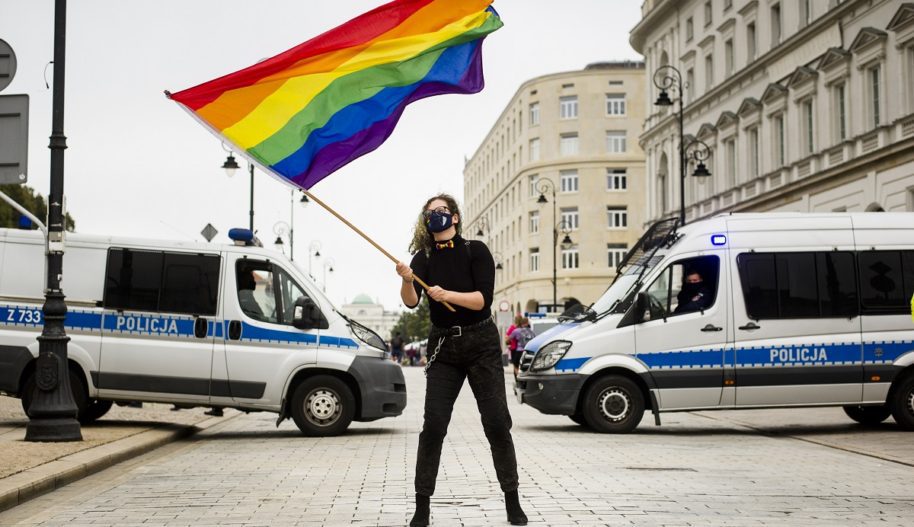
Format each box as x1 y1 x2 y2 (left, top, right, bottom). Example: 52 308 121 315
631 0 914 224
338 294 400 340
463 62 647 314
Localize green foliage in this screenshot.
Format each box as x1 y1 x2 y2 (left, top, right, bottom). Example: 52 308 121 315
0 184 75 231
391 297 431 344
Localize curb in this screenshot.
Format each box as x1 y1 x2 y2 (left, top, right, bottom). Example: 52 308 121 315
0 413 235 513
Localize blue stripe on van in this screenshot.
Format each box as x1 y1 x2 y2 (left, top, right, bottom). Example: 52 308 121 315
555 357 590 372
863 340 914 363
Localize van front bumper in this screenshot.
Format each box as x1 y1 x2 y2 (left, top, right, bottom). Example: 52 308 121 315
515 374 586 415
348 356 407 421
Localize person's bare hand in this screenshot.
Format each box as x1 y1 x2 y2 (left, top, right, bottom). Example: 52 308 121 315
396 262 413 282
427 286 449 303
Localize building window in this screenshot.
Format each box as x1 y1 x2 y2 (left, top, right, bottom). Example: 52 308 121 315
607 206 628 229
907 187 914 211
747 22 757 60
868 64 881 128
748 126 760 178
725 39 734 76
773 113 785 167
771 3 782 46
529 102 540 126
799 0 811 27
608 243 628 269
606 94 626 115
529 138 540 162
723 0 732 10
686 68 695 103
607 168 628 190
606 131 627 153
908 45 914 112
686 17 694 41
561 246 580 270
559 95 578 119
559 133 579 156
529 211 540 234
529 248 540 272
560 169 579 192
833 82 847 142
705 53 714 91
704 0 713 27
725 137 737 187
560 207 579 230
801 98 815 155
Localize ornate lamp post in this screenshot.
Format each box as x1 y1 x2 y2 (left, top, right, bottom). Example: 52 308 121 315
652 65 712 225
535 179 560 311
473 216 491 238
308 240 322 279
221 152 255 232
26 0 82 442
322 258 335 293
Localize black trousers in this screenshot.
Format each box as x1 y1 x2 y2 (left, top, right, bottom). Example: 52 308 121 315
415 320 519 496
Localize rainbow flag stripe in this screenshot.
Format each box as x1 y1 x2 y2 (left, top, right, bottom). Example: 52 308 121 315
169 0 502 189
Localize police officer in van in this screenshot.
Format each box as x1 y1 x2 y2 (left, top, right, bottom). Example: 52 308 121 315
674 268 713 314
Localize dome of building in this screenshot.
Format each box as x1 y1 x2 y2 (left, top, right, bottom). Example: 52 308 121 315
351 293 374 305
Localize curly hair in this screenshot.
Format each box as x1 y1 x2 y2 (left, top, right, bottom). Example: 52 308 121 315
408 194 462 255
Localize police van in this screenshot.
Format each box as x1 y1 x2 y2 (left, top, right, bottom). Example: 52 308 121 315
515 213 914 433
0 228 406 436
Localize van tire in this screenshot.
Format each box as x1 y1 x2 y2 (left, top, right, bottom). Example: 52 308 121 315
889 375 914 431
290 375 355 436
569 413 588 427
581 375 645 433
843 404 891 426
20 369 107 424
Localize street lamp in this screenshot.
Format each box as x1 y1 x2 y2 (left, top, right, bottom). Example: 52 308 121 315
535 179 561 311
273 221 291 254
323 258 335 293
492 252 504 271
221 149 255 231
473 216 491 238
308 240 322 279
652 65 713 225
26 0 82 442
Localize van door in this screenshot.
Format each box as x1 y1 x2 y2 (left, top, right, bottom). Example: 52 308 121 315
218 255 320 407
633 252 730 410
730 244 862 406
98 249 220 402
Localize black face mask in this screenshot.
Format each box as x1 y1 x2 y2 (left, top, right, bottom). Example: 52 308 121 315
682 282 702 296
425 211 453 234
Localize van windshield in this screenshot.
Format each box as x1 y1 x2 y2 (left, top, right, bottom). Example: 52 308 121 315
591 252 666 315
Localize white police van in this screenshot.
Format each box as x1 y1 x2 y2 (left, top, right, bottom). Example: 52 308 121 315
516 213 914 433
0 228 406 436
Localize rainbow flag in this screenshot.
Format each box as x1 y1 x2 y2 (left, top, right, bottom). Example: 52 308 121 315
169 0 502 190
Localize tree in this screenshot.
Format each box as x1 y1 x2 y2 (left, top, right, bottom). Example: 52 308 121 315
0 184 76 230
391 298 430 343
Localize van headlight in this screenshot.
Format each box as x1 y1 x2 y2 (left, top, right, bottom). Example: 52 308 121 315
531 341 572 371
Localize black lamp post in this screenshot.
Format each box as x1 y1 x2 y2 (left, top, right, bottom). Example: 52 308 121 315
221 153 254 231
536 179 564 312
26 0 82 442
473 216 490 238
652 65 713 225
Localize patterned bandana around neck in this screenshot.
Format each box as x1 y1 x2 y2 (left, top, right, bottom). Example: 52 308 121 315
434 239 455 250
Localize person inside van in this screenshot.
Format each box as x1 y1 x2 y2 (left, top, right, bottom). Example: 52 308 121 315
674 269 713 314
237 270 265 319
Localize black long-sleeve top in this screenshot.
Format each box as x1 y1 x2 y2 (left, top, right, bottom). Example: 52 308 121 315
407 235 494 328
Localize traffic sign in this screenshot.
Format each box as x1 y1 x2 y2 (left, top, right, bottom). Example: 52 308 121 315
0 94 28 184
0 39 17 92
200 223 218 242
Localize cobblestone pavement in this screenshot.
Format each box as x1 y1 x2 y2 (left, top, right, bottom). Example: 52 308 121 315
1 366 913 526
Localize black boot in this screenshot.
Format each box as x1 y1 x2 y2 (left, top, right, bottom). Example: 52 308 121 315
505 490 528 525
410 494 430 527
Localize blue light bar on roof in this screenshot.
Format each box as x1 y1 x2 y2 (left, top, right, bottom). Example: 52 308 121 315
228 228 255 244
711 234 727 246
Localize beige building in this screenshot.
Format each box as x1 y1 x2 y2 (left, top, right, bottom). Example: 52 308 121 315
338 294 400 340
631 0 914 224
463 62 647 314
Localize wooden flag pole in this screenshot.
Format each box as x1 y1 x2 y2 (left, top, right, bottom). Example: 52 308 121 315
303 190 457 313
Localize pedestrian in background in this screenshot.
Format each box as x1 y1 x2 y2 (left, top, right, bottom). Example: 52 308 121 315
508 318 536 379
396 194 527 527
504 314 521 367
391 332 405 364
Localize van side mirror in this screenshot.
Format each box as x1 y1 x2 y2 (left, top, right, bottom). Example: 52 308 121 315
292 296 328 330
618 292 649 328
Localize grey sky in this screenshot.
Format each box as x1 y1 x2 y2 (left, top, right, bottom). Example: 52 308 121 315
0 0 642 311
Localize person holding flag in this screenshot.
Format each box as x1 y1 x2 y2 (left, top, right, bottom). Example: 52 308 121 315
396 195 527 526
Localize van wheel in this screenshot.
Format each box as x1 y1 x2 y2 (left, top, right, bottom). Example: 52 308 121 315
290 375 355 437
21 369 96 423
569 413 588 427
889 375 914 431
843 404 891 426
581 375 645 434
82 400 113 423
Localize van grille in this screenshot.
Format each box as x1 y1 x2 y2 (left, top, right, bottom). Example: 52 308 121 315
519 350 534 372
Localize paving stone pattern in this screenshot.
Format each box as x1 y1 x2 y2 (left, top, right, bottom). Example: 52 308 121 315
2 366 913 526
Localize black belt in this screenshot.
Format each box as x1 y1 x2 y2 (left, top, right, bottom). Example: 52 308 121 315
430 317 493 338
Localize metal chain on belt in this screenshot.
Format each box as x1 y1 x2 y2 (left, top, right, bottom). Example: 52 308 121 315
424 336 445 376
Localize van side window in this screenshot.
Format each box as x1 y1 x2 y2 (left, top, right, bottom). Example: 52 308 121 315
276 267 316 326
858 251 914 315
235 260 278 324
737 252 858 319
104 249 220 315
644 255 719 319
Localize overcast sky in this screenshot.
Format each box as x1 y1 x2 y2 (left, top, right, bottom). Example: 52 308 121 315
0 0 642 311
